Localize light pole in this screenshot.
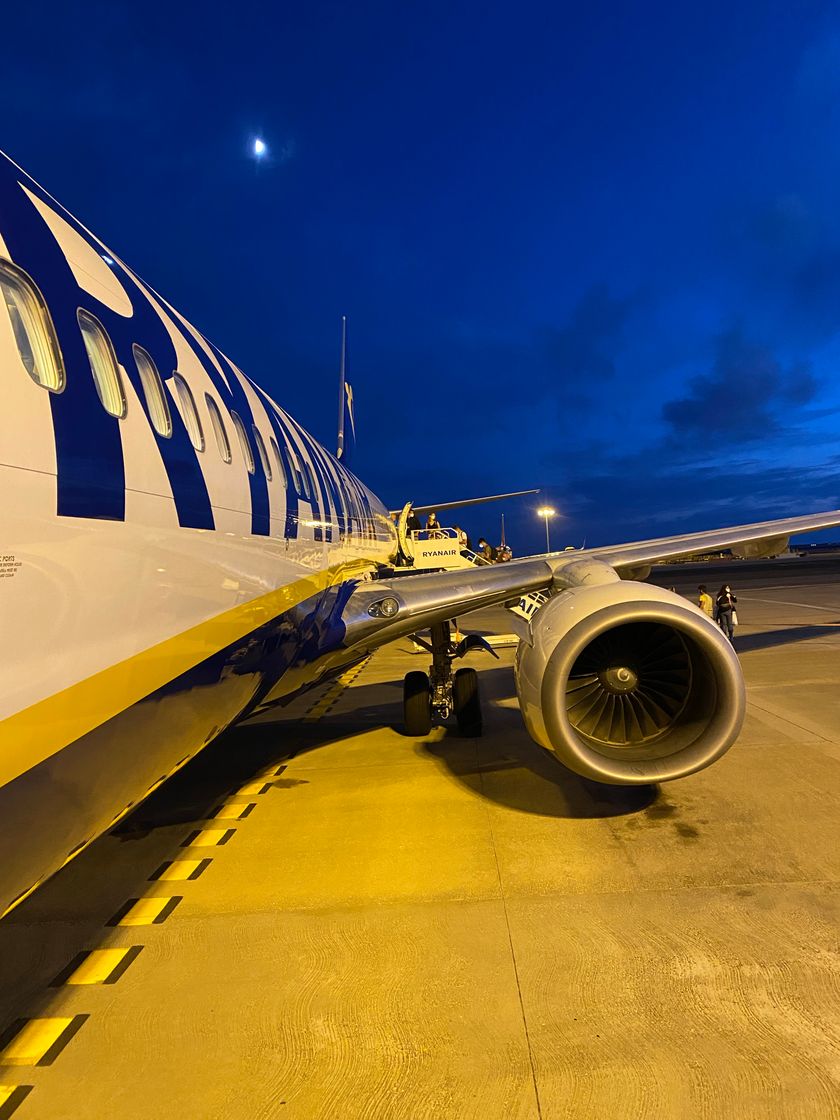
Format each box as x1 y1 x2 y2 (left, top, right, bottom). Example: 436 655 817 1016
537 507 556 553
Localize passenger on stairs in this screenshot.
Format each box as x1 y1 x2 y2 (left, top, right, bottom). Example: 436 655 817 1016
426 511 443 537
478 538 497 563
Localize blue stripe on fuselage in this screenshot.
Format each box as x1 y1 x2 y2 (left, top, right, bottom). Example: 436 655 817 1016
2 170 215 528
0 174 126 520
203 343 271 536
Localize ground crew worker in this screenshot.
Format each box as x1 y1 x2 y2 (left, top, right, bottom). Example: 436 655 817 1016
698 585 714 617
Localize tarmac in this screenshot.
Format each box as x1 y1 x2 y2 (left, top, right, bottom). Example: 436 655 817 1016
1 557 839 1119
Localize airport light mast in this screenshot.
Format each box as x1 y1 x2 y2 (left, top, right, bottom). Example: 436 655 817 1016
537 506 556 553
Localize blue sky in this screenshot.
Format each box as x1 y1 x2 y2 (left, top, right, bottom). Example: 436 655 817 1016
5 0 840 551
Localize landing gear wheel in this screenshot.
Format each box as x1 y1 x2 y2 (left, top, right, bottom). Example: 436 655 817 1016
404 671 432 736
454 667 482 736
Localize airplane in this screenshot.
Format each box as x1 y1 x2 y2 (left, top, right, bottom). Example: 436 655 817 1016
2 148 840 922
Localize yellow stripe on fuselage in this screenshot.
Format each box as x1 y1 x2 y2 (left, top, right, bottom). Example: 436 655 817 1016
0 558 372 790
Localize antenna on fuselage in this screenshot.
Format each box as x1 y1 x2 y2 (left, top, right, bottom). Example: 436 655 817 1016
337 315 346 457
336 315 355 468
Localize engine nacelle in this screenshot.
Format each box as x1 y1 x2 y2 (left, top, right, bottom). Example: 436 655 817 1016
515 582 745 784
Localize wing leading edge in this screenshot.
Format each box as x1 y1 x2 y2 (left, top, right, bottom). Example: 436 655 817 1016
589 508 840 570
340 507 840 653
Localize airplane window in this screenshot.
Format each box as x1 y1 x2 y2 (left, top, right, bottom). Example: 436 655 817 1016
252 425 272 481
133 345 171 437
348 489 360 531
304 462 317 502
77 309 126 417
289 451 306 497
171 373 204 451
269 437 287 489
0 260 65 392
205 394 231 462
230 410 254 474
339 478 351 522
299 464 309 499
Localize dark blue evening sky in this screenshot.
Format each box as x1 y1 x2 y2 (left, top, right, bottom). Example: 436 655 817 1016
5 1 840 552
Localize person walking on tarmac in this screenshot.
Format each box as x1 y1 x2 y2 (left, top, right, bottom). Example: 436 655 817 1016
697 585 714 619
715 583 738 641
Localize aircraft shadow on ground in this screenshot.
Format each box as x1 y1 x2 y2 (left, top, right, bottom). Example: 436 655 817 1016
0 662 653 1031
414 665 656 820
0 724 304 1035
251 665 657 822
734 624 840 652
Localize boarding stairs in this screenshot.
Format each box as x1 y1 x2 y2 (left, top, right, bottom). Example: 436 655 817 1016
404 527 549 622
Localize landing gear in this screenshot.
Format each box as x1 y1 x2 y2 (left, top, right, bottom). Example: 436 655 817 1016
428 621 456 722
402 621 489 736
403 670 432 736
453 667 482 736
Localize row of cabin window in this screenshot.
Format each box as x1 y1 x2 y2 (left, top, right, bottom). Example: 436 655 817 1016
0 256 368 523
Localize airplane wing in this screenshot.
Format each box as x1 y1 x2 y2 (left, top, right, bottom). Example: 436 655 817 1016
345 506 840 649
327 506 840 787
587 508 840 569
390 489 539 517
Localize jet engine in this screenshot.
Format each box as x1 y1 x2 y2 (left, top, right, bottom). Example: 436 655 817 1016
515 581 745 784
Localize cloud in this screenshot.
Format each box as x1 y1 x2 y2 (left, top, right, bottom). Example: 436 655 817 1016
530 455 840 551
540 283 635 384
661 327 817 444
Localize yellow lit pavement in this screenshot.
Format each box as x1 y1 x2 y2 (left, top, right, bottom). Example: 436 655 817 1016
1 562 840 1118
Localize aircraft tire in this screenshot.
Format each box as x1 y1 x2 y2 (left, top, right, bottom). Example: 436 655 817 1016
404 671 432 736
454 667 482 736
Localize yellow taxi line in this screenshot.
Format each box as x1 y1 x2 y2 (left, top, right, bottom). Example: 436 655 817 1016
212 802 256 820
57 946 143 986
236 780 272 795
0 1084 32 1118
0 1016 87 1067
150 859 211 882
109 896 182 927
182 828 235 848
302 657 370 723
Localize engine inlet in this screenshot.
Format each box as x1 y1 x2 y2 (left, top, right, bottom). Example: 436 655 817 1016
514 582 746 784
567 622 691 746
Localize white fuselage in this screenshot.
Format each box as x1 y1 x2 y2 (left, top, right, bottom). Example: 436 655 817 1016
0 153 396 917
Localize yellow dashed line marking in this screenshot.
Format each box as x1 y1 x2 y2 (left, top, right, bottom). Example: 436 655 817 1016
109 896 182 927
150 859 211 882
56 946 143 987
0 1016 87 1067
212 802 255 820
0 1084 32 1118
236 780 272 795
256 764 287 778
234 764 288 794
182 828 234 848
302 657 370 722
